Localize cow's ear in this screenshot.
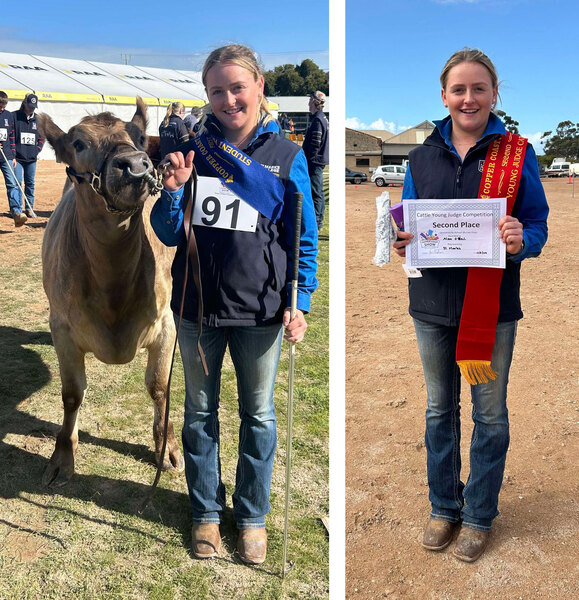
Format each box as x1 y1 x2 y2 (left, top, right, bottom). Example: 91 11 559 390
36 113 74 165
131 97 148 134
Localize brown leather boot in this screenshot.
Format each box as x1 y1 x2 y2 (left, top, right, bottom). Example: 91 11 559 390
237 528 267 565
12 211 27 227
191 523 221 559
453 526 490 562
422 518 456 551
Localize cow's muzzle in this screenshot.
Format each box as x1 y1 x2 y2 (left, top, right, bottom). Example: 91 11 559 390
117 152 164 195
66 144 164 217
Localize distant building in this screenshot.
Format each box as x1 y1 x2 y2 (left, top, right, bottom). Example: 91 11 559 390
346 121 435 177
363 130 395 143
345 128 383 174
381 121 435 164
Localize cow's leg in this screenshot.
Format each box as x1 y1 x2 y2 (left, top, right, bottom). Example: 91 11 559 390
146 318 184 472
43 328 87 487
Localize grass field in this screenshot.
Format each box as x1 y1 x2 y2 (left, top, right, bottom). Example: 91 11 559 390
0 164 329 600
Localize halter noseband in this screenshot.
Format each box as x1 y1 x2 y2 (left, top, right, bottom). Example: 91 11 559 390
66 141 164 217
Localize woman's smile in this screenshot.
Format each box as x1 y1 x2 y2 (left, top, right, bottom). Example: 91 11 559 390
205 62 264 145
441 61 497 141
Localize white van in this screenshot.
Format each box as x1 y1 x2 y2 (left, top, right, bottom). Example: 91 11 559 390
546 162 570 177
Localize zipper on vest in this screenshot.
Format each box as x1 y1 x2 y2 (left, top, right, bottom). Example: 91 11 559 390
455 165 462 196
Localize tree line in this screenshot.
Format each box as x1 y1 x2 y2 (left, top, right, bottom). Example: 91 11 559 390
263 59 328 97
495 110 578 164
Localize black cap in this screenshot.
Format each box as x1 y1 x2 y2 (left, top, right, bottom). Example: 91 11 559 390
25 93 38 109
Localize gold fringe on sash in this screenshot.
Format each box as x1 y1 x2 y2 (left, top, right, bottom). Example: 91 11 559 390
457 360 497 385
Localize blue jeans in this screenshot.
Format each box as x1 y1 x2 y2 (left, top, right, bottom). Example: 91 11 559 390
413 318 517 531
177 317 283 529
15 160 37 210
308 163 326 230
1 160 21 213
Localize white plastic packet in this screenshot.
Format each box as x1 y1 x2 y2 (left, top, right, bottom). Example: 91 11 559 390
373 191 396 266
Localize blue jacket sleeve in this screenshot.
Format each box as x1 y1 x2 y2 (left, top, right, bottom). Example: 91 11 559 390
508 143 549 263
401 167 417 200
150 186 187 246
281 149 319 312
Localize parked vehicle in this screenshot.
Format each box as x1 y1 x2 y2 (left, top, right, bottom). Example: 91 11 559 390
371 164 406 187
546 162 570 177
569 163 579 176
345 167 367 184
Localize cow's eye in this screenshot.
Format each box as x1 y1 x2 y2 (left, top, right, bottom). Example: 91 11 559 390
73 139 86 152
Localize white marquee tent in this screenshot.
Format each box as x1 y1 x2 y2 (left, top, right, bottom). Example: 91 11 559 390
0 51 211 159
0 52 268 160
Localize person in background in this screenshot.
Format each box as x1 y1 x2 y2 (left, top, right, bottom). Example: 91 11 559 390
302 90 329 231
13 93 44 220
278 113 290 138
159 101 189 159
150 44 318 566
393 48 548 563
183 107 202 136
0 91 25 226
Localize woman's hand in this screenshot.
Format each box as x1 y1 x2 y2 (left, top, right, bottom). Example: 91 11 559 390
498 215 524 254
283 308 307 343
392 230 414 257
160 150 194 191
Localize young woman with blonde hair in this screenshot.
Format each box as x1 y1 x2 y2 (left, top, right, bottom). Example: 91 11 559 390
151 44 318 565
394 48 548 562
158 101 189 159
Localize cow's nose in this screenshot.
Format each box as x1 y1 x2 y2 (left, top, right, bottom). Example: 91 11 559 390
112 151 151 176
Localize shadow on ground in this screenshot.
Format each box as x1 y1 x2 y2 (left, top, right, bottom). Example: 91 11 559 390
0 324 194 547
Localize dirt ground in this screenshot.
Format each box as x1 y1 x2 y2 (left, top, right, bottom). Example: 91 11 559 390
1 164 578 598
0 160 329 598
345 178 578 599
0 160 65 239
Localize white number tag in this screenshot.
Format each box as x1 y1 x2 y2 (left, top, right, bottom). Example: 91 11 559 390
0 128 7 142
20 132 36 145
193 176 258 232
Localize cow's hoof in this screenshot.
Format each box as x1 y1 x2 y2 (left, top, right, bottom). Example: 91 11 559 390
156 453 185 474
42 462 74 487
173 454 185 472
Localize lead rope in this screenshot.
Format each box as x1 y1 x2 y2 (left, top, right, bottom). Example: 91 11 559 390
139 166 207 514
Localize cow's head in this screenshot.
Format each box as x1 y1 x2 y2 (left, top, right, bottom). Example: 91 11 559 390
38 98 160 216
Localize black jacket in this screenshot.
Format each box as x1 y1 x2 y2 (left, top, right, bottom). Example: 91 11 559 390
13 110 44 163
159 114 189 159
406 116 548 326
0 108 16 162
302 109 329 166
151 116 319 326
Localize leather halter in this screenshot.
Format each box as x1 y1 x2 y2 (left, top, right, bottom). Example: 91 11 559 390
66 141 161 217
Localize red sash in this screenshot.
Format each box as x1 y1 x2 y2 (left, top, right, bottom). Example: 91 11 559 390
456 132 527 385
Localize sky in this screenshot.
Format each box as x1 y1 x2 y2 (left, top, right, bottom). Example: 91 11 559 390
346 0 578 153
0 0 329 72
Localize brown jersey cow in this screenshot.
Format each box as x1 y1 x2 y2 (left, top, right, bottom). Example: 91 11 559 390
38 99 183 487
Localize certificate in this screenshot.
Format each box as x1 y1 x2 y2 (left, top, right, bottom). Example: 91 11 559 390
403 198 506 268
